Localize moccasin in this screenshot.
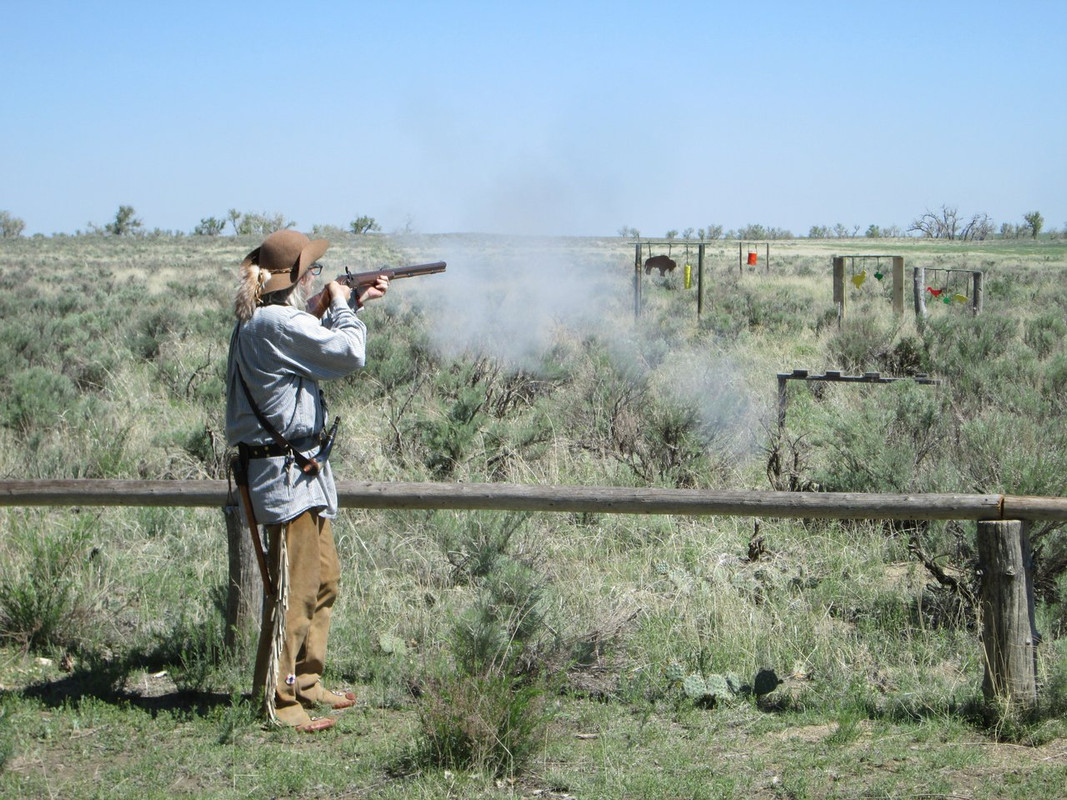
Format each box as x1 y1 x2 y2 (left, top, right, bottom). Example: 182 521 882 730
295 716 336 733
320 690 357 710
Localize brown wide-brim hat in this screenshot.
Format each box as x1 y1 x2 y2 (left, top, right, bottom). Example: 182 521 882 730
242 229 329 294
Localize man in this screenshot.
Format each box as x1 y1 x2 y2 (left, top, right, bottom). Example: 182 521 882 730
226 229 388 732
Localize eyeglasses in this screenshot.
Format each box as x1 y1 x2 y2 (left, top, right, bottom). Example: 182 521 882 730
308 263 323 276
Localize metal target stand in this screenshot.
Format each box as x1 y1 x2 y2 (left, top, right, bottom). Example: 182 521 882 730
633 240 708 320
832 255 906 325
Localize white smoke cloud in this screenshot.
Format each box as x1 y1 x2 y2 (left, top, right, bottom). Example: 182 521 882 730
412 235 631 370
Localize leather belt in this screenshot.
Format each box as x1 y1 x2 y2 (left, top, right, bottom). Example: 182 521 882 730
239 441 290 460
238 433 325 461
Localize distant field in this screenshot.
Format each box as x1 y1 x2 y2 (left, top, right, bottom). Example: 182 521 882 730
1 233 1066 799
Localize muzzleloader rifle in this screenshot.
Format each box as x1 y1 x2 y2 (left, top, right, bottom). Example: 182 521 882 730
307 261 446 318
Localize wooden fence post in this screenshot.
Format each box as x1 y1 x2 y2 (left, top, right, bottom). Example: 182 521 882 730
832 256 845 325
892 256 905 315
913 266 927 324
977 519 1038 707
972 270 984 316
224 501 263 654
633 242 642 320
697 243 705 319
776 373 789 430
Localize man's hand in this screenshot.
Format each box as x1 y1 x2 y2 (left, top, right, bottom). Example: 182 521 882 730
327 279 352 304
356 275 390 306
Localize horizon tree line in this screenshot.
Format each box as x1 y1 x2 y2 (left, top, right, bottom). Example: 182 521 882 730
0 205 1052 240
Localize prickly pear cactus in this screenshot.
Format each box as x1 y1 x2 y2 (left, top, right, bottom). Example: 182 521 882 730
682 673 708 700
724 672 745 695
665 661 685 683
703 673 731 701
378 633 408 656
676 666 777 709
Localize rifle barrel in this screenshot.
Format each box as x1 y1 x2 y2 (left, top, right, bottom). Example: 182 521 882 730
347 261 446 286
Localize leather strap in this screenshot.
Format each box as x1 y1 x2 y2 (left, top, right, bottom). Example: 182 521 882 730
234 323 322 475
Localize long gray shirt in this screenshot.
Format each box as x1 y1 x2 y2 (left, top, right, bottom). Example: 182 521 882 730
226 297 367 524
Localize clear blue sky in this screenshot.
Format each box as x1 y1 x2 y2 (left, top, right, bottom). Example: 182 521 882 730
4 0 1064 237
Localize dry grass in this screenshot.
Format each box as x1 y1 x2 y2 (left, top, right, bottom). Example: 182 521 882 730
1 233 1066 798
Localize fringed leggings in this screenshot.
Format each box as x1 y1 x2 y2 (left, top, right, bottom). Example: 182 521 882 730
252 509 341 727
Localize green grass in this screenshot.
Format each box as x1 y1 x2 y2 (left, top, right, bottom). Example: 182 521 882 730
1 233 1066 798
1 672 1064 800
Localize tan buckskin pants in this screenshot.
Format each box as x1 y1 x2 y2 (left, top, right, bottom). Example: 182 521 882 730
253 509 341 727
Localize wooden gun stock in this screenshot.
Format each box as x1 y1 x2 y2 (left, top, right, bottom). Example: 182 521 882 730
308 261 446 318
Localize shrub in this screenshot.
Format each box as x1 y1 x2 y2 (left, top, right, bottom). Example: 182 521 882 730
408 513 554 777
812 380 951 493
1045 354 1067 408
365 308 438 395
0 513 98 652
737 285 815 335
440 513 553 672
452 558 549 676
413 669 548 777
417 385 486 478
441 511 524 584
412 359 523 478
925 314 1020 377
629 403 714 488
879 335 928 375
0 367 79 435
826 316 897 373
1024 313 1067 360
130 305 182 360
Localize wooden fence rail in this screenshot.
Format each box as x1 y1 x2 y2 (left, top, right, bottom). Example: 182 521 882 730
3 479 1067 521
1 480 1057 707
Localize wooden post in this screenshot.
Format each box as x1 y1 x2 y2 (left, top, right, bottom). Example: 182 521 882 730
224 501 264 655
832 256 845 325
913 266 927 323
633 242 642 320
697 242 705 318
977 519 1038 707
892 256 905 315
776 373 789 429
972 270 984 316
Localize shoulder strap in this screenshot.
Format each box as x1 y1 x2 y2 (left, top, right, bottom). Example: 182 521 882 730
234 324 320 475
